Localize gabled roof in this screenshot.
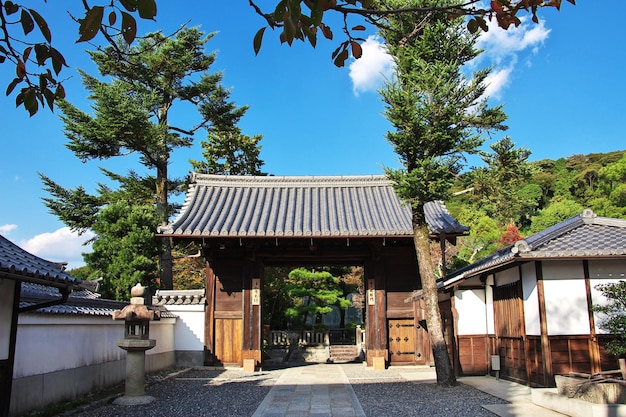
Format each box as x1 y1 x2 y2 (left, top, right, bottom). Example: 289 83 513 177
160 174 468 239
0 234 79 287
441 209 626 289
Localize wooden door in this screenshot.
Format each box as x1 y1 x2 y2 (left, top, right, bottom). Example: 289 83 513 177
388 319 416 364
214 318 242 365
493 281 527 382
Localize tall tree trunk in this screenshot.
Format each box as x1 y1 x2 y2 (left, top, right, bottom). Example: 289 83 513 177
156 159 173 290
413 222 456 386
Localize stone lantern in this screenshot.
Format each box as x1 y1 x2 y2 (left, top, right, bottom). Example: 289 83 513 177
112 283 159 405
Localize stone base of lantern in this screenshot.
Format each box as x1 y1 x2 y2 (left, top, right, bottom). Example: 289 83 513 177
115 338 156 405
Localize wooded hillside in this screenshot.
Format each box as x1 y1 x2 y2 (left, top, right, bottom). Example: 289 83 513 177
445 146 626 270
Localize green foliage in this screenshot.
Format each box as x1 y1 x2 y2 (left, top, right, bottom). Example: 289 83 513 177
250 0 572 67
454 209 502 263
66 265 92 280
529 197 584 233
449 149 626 266
56 27 248 227
83 201 160 300
284 267 351 329
43 26 261 291
380 2 507 220
190 126 265 175
263 267 296 329
593 281 626 357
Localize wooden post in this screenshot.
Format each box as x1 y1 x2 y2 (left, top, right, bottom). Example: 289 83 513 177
583 260 602 374
204 261 216 365
536 261 553 387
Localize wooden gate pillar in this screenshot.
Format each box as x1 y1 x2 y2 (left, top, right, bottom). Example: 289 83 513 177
242 259 262 369
365 258 388 367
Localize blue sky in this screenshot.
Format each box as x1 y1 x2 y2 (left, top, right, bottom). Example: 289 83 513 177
0 1 623 269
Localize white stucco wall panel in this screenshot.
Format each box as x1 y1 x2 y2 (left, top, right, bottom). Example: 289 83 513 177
455 289 487 335
541 260 585 280
588 259 626 279
165 305 205 351
521 262 540 336
543 278 590 335
14 315 176 378
495 268 519 286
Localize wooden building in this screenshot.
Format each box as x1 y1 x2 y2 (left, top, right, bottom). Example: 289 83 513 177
159 174 468 368
428 209 626 387
0 235 80 417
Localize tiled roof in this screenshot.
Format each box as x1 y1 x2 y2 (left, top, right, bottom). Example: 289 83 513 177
161 174 468 238
424 200 470 236
0 234 80 287
19 282 125 316
153 289 206 306
19 283 177 318
441 209 626 288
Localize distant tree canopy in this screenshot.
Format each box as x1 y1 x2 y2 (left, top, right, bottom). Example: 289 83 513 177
2 0 575 114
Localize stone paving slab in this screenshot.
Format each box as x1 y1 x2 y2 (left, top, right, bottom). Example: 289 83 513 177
252 364 366 417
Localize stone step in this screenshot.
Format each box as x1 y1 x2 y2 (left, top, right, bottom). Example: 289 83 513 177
329 346 360 363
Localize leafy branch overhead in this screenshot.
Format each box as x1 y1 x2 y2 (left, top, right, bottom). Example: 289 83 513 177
1 0 575 115
250 0 576 67
1 0 156 115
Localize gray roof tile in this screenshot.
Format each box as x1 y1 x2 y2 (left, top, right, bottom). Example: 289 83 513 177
153 289 206 306
162 174 468 238
20 283 177 318
0 234 79 286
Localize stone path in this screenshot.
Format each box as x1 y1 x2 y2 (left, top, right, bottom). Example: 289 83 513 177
251 364 366 417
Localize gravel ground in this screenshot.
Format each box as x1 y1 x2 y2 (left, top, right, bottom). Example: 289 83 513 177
342 364 507 416
58 364 507 417
62 367 284 417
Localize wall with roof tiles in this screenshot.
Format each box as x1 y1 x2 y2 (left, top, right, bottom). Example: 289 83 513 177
10 315 176 416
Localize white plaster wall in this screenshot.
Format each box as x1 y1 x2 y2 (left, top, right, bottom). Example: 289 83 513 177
485 275 495 334
495 267 519 286
588 259 626 334
14 316 125 378
14 315 176 378
454 289 487 335
165 305 205 351
542 260 589 335
149 319 176 354
0 279 15 359
588 259 626 280
521 262 540 336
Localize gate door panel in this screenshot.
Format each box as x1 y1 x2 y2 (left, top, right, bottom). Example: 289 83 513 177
214 318 242 365
388 319 416 363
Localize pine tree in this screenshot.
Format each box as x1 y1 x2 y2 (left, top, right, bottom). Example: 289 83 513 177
46 27 249 291
379 0 507 385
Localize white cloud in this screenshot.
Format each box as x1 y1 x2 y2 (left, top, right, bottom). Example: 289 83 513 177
483 64 515 101
0 224 17 235
349 35 395 95
472 17 551 99
19 227 94 270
